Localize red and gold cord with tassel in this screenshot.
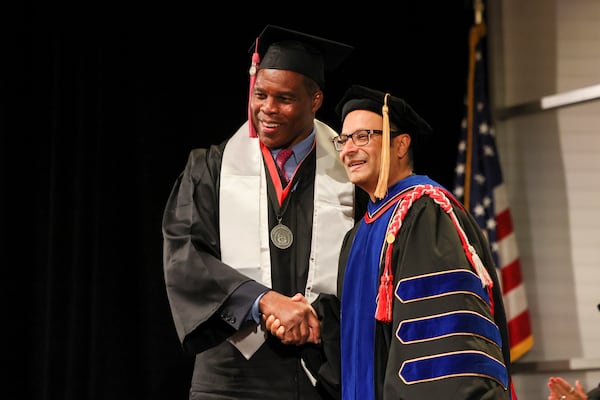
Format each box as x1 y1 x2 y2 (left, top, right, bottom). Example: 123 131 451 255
374 233 395 323
374 184 496 323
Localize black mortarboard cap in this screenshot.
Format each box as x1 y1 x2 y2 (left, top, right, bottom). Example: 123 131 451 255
249 25 354 88
335 85 433 138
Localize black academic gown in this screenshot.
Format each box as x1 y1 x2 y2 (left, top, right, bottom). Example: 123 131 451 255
337 178 514 400
163 132 364 400
588 385 600 400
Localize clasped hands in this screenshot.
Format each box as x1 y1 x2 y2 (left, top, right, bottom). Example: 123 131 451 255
259 291 321 345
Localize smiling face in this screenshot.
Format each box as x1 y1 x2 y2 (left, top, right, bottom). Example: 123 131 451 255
338 109 384 197
339 109 413 200
250 68 322 149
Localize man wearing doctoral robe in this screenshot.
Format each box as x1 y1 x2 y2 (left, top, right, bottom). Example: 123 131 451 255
334 85 516 399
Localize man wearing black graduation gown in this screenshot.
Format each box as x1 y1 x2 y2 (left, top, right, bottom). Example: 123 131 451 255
333 85 516 399
162 26 363 400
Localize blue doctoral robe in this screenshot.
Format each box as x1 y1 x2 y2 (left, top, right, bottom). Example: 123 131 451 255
339 175 514 400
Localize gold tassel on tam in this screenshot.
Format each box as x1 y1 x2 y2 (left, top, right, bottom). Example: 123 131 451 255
374 93 391 200
374 93 393 322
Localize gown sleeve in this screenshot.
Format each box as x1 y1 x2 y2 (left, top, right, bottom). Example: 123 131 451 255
162 146 268 354
378 196 512 399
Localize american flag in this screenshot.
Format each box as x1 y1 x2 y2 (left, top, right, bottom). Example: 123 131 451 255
453 21 533 362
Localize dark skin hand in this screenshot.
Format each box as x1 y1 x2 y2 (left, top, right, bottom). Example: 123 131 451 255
260 291 321 345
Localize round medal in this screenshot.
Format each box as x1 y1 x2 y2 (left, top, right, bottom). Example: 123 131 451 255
270 223 293 249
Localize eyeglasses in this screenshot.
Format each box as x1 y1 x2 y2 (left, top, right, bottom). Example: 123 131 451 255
331 129 383 152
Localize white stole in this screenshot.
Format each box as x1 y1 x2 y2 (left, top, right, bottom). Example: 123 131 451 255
220 120 354 359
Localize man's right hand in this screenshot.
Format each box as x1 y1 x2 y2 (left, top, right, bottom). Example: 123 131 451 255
259 291 321 345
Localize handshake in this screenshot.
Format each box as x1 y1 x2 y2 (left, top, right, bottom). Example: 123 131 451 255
259 291 321 346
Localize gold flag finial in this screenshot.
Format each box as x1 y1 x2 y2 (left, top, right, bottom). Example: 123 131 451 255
474 0 484 25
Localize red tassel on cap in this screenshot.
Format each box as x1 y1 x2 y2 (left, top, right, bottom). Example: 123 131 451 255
248 37 260 138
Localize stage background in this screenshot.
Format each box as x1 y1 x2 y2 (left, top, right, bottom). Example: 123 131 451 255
3 4 486 400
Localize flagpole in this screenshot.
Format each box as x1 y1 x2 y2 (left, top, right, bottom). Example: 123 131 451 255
465 2 486 210
460 0 534 366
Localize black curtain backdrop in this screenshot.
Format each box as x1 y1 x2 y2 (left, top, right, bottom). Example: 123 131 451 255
4 5 474 400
